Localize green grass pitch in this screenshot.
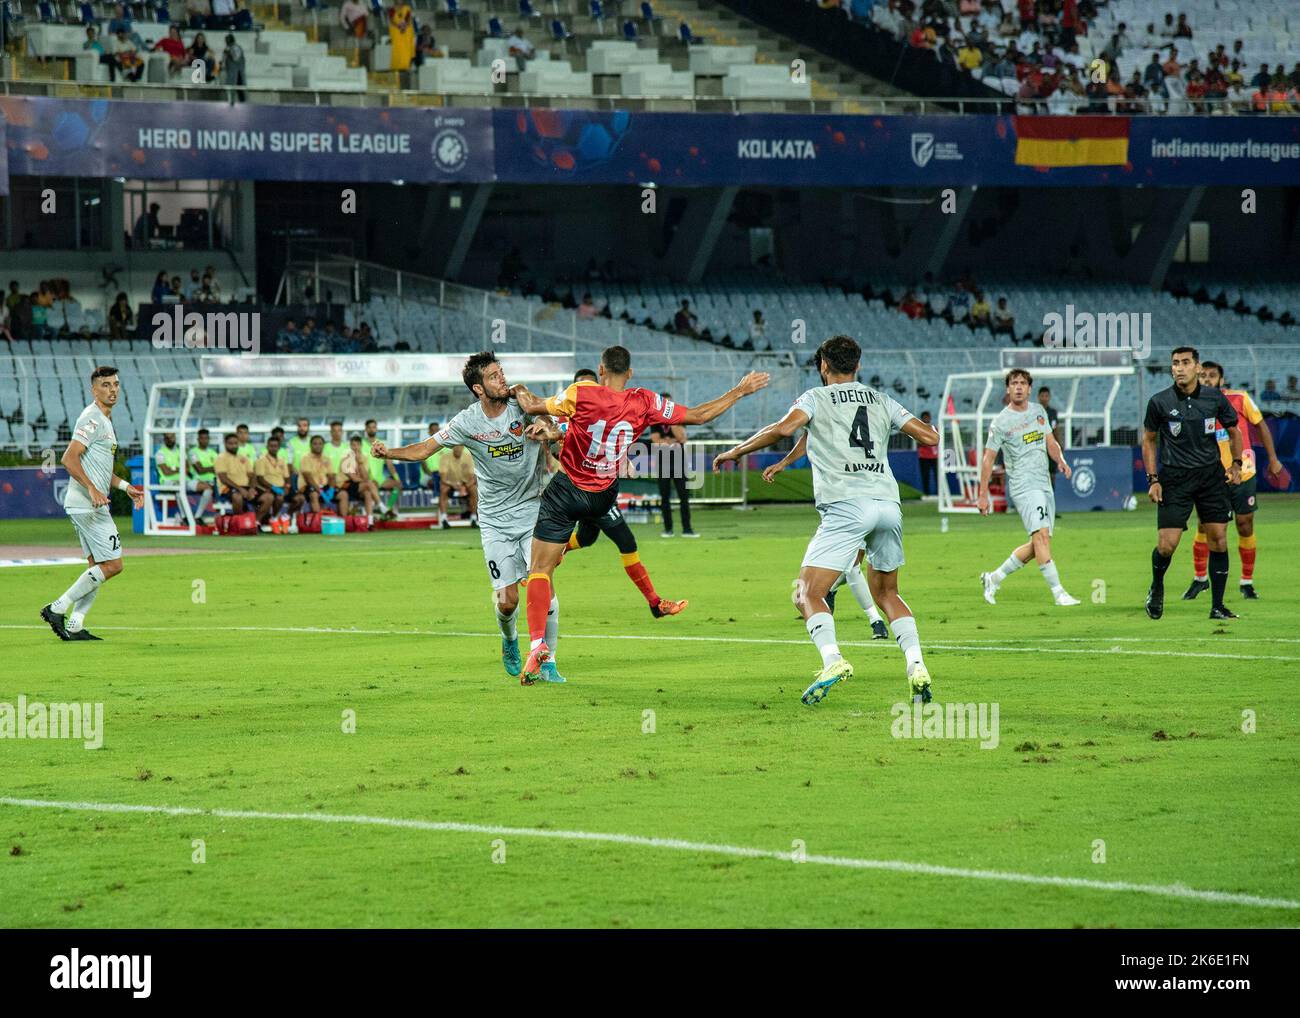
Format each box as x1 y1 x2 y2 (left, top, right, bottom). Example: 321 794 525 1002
1 497 1298 928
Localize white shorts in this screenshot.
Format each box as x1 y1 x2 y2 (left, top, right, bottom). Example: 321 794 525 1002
68 507 122 562
1011 488 1055 536
802 498 905 575
480 523 531 591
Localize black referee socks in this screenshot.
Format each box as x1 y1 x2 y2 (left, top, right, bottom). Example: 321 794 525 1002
1209 550 1230 609
1151 548 1172 588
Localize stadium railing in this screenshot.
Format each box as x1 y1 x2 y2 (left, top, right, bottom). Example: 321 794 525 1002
2 77 1294 114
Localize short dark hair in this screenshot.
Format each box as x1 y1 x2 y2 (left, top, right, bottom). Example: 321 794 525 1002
90 365 118 383
329 420 343 428
271 426 285 436
462 350 499 396
1038 386 1051 395
601 345 631 376
223 432 237 443
364 418 377 427
310 434 324 445
815 335 861 376
1171 346 1199 362
349 434 363 444
197 428 209 437
236 423 249 431
574 368 598 383
1201 360 1224 380
1005 368 1033 387
267 435 281 446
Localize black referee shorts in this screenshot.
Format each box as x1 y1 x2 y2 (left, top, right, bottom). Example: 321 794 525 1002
534 471 627 546
1158 462 1232 531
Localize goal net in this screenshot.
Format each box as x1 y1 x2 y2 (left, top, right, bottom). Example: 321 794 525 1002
142 352 575 535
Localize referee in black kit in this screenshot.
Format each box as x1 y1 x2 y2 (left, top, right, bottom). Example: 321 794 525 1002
1142 346 1242 620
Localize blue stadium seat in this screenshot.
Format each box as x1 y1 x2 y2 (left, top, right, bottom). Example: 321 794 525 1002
621 18 636 40
518 0 540 18
37 0 55 22
550 18 572 45
488 15 503 37
679 21 694 44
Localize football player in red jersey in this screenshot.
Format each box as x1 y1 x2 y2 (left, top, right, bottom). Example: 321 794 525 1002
1184 361 1285 601
511 345 768 683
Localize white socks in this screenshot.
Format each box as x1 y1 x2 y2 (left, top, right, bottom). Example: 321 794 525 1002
53 566 106 613
992 553 1026 585
495 604 517 641
891 615 925 671
194 488 212 519
65 588 99 633
1039 559 1064 596
806 611 841 667
841 564 883 625
545 595 559 662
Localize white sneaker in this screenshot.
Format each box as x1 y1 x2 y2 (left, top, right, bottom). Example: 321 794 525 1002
681 531 701 538
660 531 676 538
1054 591 1081 606
979 572 998 605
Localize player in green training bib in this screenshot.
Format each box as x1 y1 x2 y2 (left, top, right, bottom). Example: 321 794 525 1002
977 368 1079 607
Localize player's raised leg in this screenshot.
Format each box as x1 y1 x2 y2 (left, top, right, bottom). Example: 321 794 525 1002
794 565 854 705
599 511 686 618
980 542 1031 605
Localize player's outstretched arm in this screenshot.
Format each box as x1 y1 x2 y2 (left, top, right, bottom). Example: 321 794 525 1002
373 436 442 463
763 432 807 483
901 416 939 447
511 385 550 417
682 371 769 426
713 407 808 472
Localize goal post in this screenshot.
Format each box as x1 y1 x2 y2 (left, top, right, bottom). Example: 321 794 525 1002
143 352 576 535
938 349 1135 514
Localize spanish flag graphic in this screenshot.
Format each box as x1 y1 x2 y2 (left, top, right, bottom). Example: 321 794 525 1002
1012 116 1130 168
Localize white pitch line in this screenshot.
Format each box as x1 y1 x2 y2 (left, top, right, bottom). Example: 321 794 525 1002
1 796 1294 912
2 624 1298 663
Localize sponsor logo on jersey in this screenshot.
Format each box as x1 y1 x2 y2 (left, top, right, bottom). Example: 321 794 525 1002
1021 430 1044 444
662 400 676 420
489 442 524 459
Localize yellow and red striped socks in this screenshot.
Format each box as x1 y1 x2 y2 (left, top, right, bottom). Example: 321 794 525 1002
1239 533 1257 583
621 551 659 606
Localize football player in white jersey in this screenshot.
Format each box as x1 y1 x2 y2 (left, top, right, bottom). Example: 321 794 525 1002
715 335 939 706
372 351 565 684
41 366 145 641
977 368 1079 607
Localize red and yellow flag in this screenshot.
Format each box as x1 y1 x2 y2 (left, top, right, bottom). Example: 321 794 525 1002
1013 116 1130 167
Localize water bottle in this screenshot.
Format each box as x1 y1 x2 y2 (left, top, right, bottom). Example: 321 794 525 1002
940 516 949 533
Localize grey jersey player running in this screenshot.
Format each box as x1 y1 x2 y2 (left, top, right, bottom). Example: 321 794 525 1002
372 351 565 683
977 368 1079 607
41 365 145 641
715 335 940 706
